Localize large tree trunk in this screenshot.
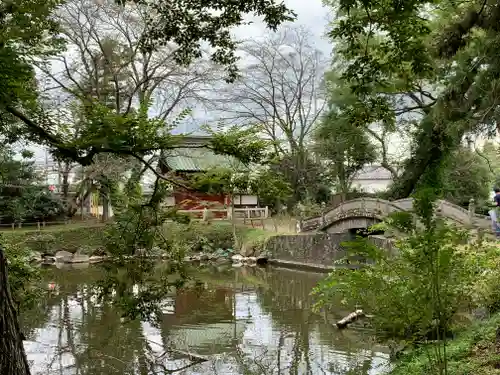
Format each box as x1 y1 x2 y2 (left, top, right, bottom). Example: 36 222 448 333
388 65 479 200
102 191 109 222
0 246 31 375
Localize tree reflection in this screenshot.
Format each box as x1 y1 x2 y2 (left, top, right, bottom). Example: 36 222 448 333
20 265 387 375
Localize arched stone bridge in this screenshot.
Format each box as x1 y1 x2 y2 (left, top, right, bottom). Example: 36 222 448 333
300 197 492 233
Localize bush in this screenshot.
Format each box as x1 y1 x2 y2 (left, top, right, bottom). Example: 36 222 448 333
390 313 500 375
312 203 477 347
3 225 106 255
2 235 43 310
164 222 237 253
466 242 500 314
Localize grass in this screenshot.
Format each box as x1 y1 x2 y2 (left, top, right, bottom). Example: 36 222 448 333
163 220 278 255
0 216 291 256
390 313 500 375
2 223 106 255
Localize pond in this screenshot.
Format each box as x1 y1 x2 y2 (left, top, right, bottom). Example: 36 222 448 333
20 264 390 375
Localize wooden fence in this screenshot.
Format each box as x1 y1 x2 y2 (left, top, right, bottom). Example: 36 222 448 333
0 207 271 230
177 206 269 221
0 218 101 230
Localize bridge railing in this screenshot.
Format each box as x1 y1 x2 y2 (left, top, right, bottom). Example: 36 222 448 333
299 197 492 232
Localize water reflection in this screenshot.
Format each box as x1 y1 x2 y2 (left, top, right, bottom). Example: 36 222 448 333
21 265 390 375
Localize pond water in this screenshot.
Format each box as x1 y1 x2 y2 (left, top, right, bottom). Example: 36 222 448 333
20 264 390 375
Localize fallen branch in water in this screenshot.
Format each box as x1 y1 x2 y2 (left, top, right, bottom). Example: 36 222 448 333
336 309 366 329
169 348 209 363
153 347 209 373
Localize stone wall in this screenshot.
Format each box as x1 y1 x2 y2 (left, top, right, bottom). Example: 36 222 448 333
263 232 395 271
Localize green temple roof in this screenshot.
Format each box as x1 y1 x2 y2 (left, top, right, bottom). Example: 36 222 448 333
163 147 246 172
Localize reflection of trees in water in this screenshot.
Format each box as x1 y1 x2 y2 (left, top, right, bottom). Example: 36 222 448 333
327 356 374 375
20 266 384 375
248 267 379 375
22 266 243 374
21 267 165 374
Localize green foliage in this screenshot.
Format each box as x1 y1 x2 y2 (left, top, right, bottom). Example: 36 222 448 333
313 191 482 374
465 243 500 315
481 141 500 190
441 147 491 208
190 167 236 195
268 153 331 207
117 0 295 81
164 221 238 253
3 224 106 255
390 313 500 375
207 125 271 165
249 168 293 211
2 235 43 311
0 0 65 140
0 145 66 223
294 199 324 219
322 0 500 199
313 109 377 193
104 183 174 256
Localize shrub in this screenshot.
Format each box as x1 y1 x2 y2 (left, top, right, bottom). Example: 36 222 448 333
312 191 481 375
164 222 237 253
3 225 106 255
465 242 500 314
2 235 43 311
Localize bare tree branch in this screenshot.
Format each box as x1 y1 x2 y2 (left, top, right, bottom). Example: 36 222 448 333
210 25 327 154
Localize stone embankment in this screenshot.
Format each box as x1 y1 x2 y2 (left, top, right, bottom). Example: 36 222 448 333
35 250 108 265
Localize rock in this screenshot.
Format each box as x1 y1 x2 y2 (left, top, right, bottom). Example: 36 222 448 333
231 254 244 262
214 257 230 265
200 253 209 261
55 250 73 263
91 247 107 257
70 254 90 263
89 255 107 263
30 252 43 263
183 256 193 262
232 262 243 268
246 257 257 263
41 256 55 265
239 244 254 257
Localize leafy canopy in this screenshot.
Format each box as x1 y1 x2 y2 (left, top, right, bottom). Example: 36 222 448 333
313 109 377 193
0 0 295 166
323 0 500 198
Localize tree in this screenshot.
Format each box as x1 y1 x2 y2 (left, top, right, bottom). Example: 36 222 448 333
322 71 414 179
480 141 500 187
36 0 233 219
0 147 65 224
313 109 377 195
40 0 224 119
1 0 294 166
212 26 327 200
0 0 294 373
441 147 491 209
267 154 331 207
322 0 500 199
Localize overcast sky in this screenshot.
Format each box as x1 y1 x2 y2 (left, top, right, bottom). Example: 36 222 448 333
23 0 332 167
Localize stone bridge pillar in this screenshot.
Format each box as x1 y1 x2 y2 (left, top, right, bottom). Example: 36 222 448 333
468 198 475 227
321 202 326 227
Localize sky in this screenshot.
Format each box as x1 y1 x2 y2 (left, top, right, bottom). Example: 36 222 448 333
24 0 332 170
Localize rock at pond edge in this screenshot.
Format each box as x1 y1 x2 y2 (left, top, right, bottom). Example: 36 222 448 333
54 250 73 263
